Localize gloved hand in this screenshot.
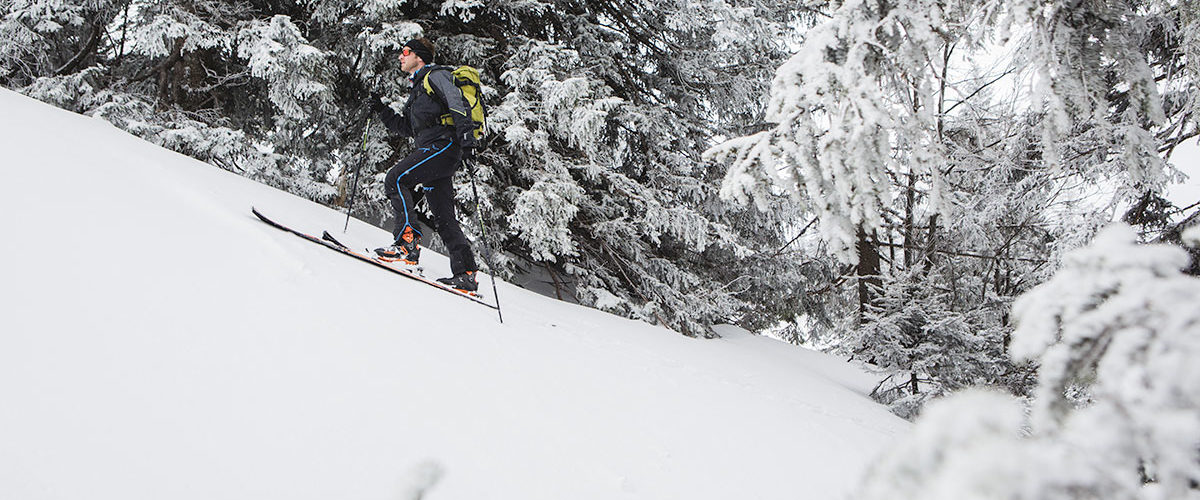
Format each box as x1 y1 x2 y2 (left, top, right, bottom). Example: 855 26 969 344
461 145 475 162
369 91 388 114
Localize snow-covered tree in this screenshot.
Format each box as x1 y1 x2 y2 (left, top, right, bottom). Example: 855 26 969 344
1002 0 1193 189
395 0 821 336
705 0 978 264
858 223 1200 499
236 14 340 182
705 0 1200 412
0 0 123 86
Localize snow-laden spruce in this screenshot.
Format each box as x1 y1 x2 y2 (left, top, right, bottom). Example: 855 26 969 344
238 15 335 122
703 0 1200 415
476 13 802 336
858 223 1200 500
703 0 963 264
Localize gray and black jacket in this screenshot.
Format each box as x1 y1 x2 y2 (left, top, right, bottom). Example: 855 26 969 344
377 65 477 149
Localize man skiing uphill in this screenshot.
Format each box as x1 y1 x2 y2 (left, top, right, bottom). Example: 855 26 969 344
371 38 479 292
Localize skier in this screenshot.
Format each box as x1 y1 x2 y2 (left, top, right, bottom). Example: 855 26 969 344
370 38 479 292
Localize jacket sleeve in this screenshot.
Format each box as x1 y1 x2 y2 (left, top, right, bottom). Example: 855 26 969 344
375 100 411 138
427 69 478 147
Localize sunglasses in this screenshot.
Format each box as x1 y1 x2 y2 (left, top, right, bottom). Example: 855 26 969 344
401 47 413 57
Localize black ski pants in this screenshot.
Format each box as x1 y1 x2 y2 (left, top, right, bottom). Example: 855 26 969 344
383 138 477 276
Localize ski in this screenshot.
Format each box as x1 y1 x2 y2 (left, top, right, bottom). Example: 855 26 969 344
251 207 497 309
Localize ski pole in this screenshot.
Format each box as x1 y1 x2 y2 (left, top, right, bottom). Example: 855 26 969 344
344 115 372 233
466 157 504 323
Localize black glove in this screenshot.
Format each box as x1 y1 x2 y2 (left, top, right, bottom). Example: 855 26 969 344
461 145 475 162
369 91 388 114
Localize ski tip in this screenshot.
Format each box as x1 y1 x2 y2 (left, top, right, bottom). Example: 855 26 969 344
251 207 272 223
321 231 349 248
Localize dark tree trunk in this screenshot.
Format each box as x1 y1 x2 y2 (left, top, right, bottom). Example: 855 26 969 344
55 21 105 76
857 226 881 324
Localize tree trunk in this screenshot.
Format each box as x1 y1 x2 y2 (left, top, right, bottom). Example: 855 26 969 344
904 170 916 269
546 262 564 301
857 226 881 324
55 21 104 76
922 213 938 273
156 38 186 108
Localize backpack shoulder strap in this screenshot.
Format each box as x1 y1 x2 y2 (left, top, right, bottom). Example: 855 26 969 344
421 65 453 96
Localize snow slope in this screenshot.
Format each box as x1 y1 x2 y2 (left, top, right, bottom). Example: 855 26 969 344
0 88 908 500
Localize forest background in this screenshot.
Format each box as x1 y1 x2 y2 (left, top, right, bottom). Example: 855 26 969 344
3 0 1199 421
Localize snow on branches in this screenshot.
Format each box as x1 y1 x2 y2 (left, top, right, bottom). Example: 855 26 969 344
128 8 233 58
1000 0 1173 191
237 15 335 121
0 0 122 83
1010 225 1200 496
704 0 956 264
859 224 1200 500
509 166 585 262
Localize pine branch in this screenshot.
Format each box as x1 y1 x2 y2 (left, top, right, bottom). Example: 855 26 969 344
55 21 105 76
941 67 1017 116
600 239 671 331
771 217 818 257
129 38 186 83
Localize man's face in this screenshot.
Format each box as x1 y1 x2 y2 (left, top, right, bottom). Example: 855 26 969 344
399 47 423 74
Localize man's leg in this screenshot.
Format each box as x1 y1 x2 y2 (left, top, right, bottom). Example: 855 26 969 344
383 149 438 242
424 176 477 276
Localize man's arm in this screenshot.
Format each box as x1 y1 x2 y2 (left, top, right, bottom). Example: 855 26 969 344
427 70 478 148
372 93 412 137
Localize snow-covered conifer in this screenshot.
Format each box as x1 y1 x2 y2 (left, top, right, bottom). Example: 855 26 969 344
1010 226 1200 496
859 224 1200 499
236 14 340 185
0 0 123 86
706 0 1200 414
238 16 334 121
1001 0 1185 193
705 0 973 264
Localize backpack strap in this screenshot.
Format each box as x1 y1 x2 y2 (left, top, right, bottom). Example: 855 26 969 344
420 66 457 127
420 66 450 100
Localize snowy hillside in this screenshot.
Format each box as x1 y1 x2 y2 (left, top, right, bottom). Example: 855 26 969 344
0 89 908 500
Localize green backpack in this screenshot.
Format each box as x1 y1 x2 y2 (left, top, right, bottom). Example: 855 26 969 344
422 65 486 140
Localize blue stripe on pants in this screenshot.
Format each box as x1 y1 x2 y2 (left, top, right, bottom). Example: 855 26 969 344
394 141 453 238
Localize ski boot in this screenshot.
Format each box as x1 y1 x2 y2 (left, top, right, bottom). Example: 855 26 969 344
437 271 478 292
375 226 420 265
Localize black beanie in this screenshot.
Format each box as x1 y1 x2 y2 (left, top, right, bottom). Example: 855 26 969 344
404 39 435 64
